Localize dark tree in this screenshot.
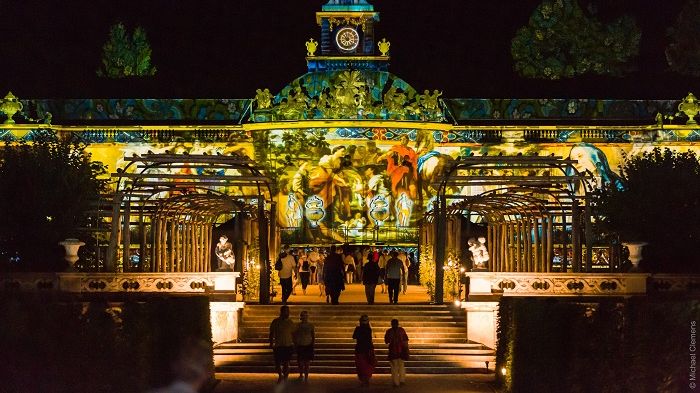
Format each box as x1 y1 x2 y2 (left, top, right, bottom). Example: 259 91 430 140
0 132 108 271
511 0 640 79
594 148 700 273
97 22 157 78
666 0 700 77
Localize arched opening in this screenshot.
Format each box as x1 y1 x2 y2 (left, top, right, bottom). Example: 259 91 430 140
106 152 278 303
426 155 594 303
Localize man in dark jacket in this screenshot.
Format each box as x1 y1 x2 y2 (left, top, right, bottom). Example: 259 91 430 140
362 257 380 304
323 245 346 304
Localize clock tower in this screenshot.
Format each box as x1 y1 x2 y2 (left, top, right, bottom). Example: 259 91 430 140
307 0 389 72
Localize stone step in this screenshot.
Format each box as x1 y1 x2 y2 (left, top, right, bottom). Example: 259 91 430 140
240 326 466 333
216 353 495 362
215 364 496 375
216 347 492 355
243 335 466 344
220 304 488 375
215 342 486 350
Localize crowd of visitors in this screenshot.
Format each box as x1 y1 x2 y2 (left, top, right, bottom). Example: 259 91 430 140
274 245 419 305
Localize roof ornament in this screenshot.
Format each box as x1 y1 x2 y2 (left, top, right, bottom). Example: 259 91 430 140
678 92 700 125
377 38 390 56
0 91 23 125
305 38 318 57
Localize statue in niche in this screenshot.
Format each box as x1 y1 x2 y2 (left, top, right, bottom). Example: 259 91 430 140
468 237 490 270
215 235 235 271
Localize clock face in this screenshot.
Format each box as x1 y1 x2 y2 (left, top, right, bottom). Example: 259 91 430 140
335 27 360 51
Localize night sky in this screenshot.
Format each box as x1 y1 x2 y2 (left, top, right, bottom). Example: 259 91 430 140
1 0 696 99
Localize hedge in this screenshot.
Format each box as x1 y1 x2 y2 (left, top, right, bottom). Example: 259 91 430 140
0 294 213 392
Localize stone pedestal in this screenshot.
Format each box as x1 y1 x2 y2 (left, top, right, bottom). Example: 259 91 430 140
462 301 499 350
209 302 245 344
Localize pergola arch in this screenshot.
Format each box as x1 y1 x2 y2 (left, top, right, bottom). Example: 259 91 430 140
106 152 277 303
427 155 594 303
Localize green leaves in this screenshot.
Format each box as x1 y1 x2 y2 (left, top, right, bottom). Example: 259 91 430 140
593 148 700 272
666 0 700 77
97 23 157 79
512 0 640 79
0 133 108 270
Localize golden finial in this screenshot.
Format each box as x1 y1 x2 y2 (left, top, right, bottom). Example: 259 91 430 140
378 38 390 56
0 91 23 125
678 92 700 125
305 38 318 57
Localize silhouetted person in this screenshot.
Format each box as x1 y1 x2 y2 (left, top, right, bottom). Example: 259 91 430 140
293 310 315 382
362 256 380 304
323 245 345 304
278 251 296 304
269 305 295 384
385 251 405 304
384 318 409 387
353 314 376 387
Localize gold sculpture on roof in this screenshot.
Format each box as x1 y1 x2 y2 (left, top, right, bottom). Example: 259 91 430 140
678 92 700 125
305 38 318 57
254 88 273 110
377 38 390 56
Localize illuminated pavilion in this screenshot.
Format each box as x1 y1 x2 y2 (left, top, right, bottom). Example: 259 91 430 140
2 0 700 375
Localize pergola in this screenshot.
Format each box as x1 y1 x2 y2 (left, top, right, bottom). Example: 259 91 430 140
427 155 594 303
106 153 277 303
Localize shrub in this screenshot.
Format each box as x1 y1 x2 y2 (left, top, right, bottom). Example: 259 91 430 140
593 148 700 272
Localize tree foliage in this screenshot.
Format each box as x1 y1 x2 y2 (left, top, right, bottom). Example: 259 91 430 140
593 148 700 273
511 0 640 79
666 0 700 77
97 22 157 78
0 132 108 271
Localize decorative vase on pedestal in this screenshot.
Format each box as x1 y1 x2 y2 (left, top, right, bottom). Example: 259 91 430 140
59 238 85 271
622 241 647 272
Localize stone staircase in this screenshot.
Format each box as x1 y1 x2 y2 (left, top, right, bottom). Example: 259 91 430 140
214 304 496 376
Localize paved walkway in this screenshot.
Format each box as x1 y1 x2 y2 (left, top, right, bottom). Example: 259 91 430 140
215 373 495 393
272 282 437 304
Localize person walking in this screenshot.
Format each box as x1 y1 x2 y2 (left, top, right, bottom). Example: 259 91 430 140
385 251 405 304
352 314 376 387
317 254 327 301
344 250 356 284
384 318 409 387
278 250 296 304
378 249 389 293
293 310 315 382
398 250 409 295
308 248 320 284
298 251 311 295
269 305 295 384
362 255 380 304
323 245 346 304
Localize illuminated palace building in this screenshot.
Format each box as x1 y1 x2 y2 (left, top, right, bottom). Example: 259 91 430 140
2 0 700 306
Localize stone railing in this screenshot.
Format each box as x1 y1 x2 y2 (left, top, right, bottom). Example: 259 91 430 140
466 272 650 297
1 272 240 296
648 274 700 293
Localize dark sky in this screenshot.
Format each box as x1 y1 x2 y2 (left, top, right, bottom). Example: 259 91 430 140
1 0 695 99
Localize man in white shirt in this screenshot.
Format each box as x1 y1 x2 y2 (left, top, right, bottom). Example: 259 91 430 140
278 250 297 304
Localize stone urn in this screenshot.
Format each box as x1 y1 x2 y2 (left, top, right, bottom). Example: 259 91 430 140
59 238 85 270
0 91 23 125
678 92 700 125
622 241 647 271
